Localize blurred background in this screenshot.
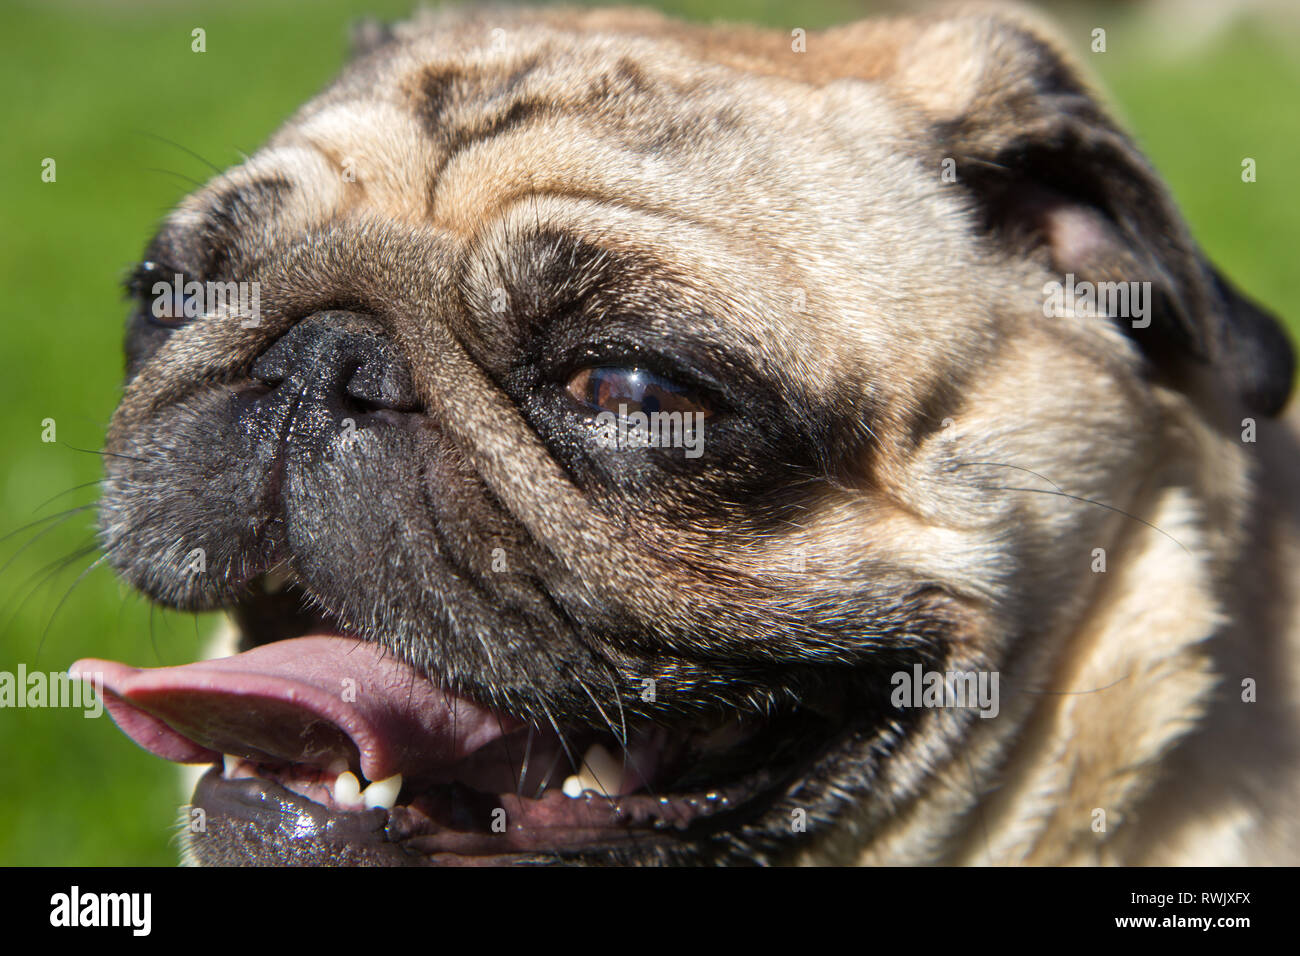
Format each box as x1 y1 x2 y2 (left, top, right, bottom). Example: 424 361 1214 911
1 0 1296 865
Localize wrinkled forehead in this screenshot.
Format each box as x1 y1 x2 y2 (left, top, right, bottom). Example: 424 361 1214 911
180 20 939 246
157 19 992 401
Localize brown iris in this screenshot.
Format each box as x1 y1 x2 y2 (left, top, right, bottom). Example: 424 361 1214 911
565 366 714 419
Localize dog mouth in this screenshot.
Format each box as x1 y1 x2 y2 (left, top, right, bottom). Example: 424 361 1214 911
72 573 843 865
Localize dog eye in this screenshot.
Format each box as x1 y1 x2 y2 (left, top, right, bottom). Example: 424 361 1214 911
565 366 715 419
127 261 198 329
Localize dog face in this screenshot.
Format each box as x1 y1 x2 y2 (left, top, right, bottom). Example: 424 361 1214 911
80 6 1293 865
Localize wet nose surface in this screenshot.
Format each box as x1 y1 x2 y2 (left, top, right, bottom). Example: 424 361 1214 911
251 311 419 416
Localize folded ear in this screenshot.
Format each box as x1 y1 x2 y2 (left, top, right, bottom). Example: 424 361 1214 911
885 7 1294 415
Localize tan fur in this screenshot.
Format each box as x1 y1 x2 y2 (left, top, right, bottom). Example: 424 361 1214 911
122 3 1297 864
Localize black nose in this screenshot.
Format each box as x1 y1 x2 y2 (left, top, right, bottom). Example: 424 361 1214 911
243 313 419 456
250 312 419 416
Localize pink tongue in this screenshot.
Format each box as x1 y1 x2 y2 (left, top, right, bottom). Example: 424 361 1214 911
70 636 517 782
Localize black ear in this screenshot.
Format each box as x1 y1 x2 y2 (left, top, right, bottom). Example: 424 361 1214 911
1207 271 1296 416
899 10 1294 415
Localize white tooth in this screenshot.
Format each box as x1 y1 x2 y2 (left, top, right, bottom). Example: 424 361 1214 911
361 773 402 810
333 771 362 807
568 743 623 797
223 754 241 778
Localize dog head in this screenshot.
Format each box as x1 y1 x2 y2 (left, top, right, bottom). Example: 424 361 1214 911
80 5 1293 865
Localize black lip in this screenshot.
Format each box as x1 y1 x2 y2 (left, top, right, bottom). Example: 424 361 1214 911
192 769 422 866
190 767 690 866
186 700 854 865
192 770 573 866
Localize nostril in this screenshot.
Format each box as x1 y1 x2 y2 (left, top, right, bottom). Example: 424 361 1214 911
247 312 418 416
250 347 291 387
344 357 419 413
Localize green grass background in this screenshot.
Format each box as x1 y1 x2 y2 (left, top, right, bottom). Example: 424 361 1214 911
1 0 1296 865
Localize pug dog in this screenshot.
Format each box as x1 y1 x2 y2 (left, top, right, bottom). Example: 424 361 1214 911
72 3 1299 866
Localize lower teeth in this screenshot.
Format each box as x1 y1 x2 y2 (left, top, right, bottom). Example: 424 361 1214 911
332 771 403 810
